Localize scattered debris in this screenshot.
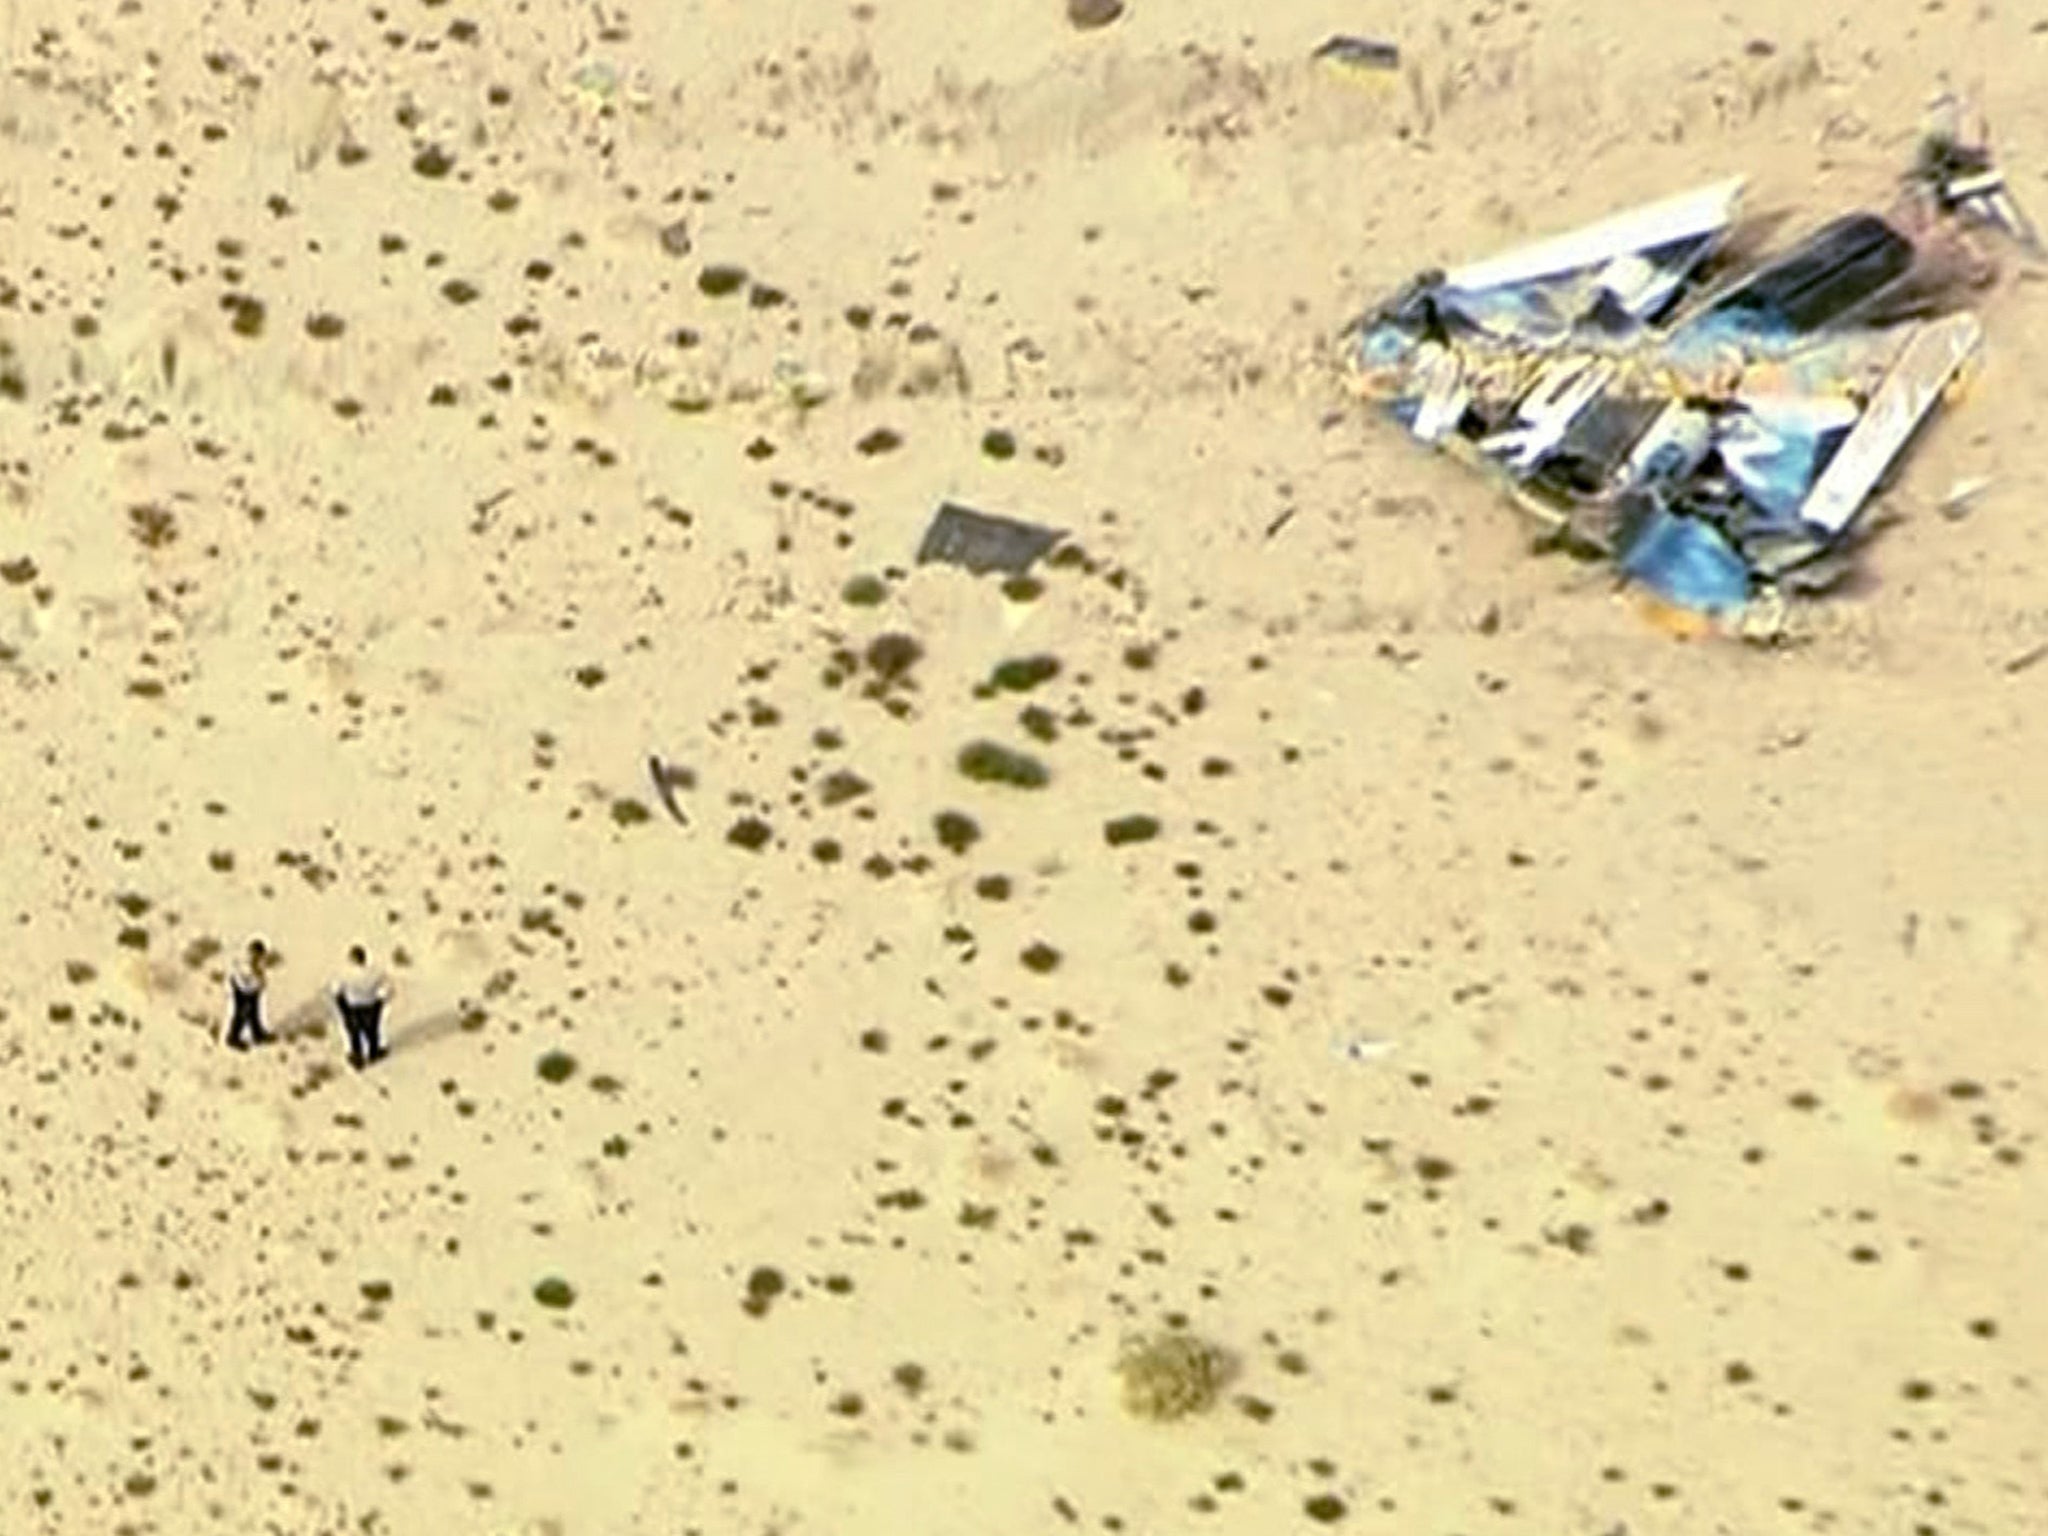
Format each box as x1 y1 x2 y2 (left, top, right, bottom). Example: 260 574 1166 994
658 217 693 257
1066 0 1126 31
647 756 693 824
1333 1032 1399 1065
560 58 649 118
1913 93 2044 257
2002 642 2048 676
771 356 833 410
1339 97 2034 627
917 501 1065 575
1313 35 1401 74
1939 475 1993 520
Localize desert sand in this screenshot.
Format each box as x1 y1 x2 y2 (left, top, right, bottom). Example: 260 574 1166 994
0 0 2043 1532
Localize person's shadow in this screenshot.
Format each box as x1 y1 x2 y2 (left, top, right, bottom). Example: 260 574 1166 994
272 993 479 1059
384 1003 481 1055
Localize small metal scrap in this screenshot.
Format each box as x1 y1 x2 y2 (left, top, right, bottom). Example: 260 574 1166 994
1313 35 1401 72
1067 0 1126 30
1939 475 1993 519
2002 642 2048 676
1333 1033 1399 1065
647 756 693 824
771 356 833 410
1911 92 2044 256
916 501 1065 575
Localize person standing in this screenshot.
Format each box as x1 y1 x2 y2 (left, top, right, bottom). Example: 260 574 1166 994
332 944 393 1070
224 937 273 1050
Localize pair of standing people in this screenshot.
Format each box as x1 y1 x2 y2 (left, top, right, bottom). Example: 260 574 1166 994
225 940 394 1070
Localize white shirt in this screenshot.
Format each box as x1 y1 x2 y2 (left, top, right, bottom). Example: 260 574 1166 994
335 964 391 1009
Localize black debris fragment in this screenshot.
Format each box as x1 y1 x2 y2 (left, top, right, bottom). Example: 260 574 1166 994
1313 35 1400 72
647 756 693 824
916 501 1065 576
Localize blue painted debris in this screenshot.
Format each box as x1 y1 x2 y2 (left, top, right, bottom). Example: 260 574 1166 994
1340 95 2033 624
1615 498 1751 615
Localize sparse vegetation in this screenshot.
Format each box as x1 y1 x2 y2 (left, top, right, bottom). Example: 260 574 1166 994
841 573 888 606
727 815 773 850
128 503 177 549
1115 1329 1233 1422
1104 814 1161 846
698 263 748 297
863 632 922 681
988 654 1060 692
933 809 981 853
957 739 1049 788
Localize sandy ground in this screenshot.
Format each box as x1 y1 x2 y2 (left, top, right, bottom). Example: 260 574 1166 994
0 0 2044 1532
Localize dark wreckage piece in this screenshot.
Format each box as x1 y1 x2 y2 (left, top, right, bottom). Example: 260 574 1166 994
1910 92 2045 256
1340 98 2025 625
916 501 1066 576
1313 36 1402 74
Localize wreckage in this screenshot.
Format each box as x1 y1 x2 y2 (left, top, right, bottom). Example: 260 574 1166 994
1339 98 2038 624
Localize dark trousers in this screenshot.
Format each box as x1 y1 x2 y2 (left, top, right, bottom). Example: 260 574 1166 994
225 988 267 1049
340 1000 386 1066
